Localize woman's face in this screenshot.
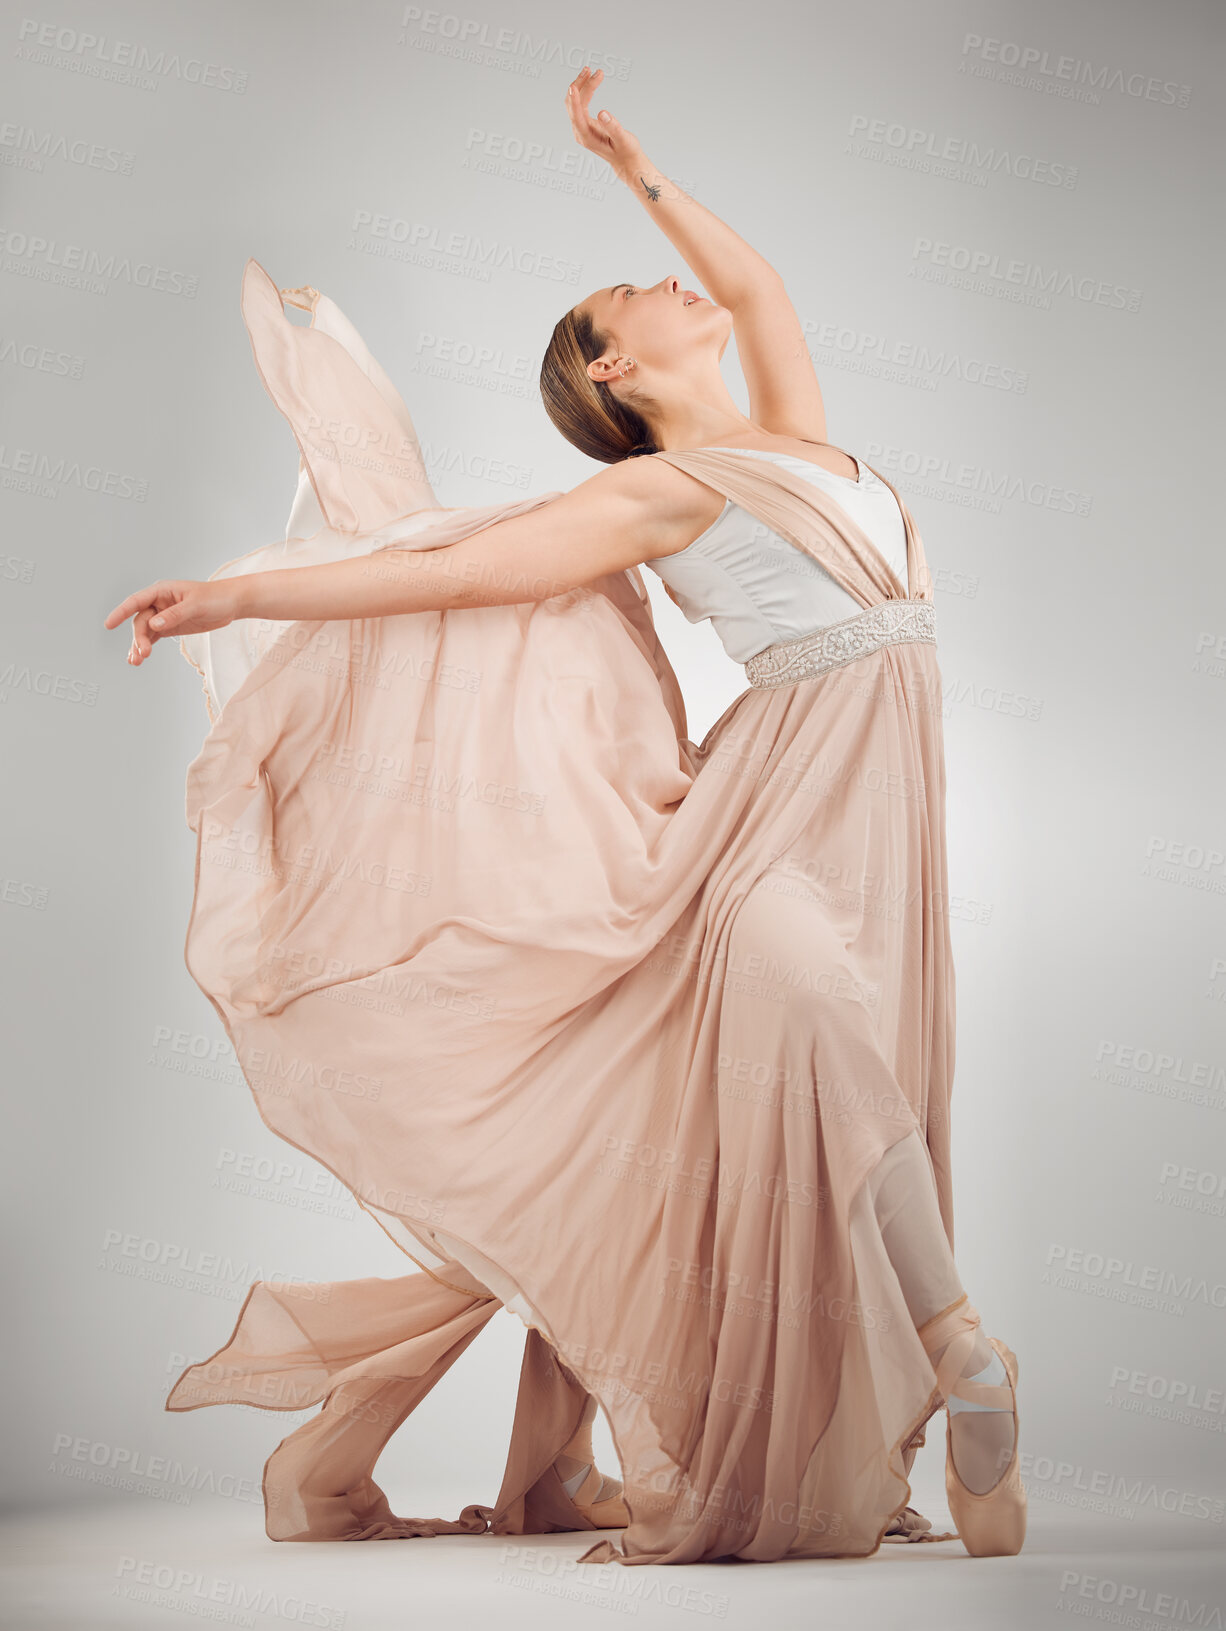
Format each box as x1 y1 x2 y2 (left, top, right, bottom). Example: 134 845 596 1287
578 275 732 383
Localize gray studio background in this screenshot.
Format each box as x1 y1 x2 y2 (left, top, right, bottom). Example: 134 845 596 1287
2 0 1223 1624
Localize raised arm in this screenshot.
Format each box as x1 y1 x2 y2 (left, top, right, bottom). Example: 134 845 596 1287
104 456 706 664
566 67 827 442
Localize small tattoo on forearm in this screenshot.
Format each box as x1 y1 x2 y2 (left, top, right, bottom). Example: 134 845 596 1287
638 175 661 202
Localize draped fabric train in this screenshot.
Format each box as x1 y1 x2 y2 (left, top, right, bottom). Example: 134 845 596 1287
167 258 957 1566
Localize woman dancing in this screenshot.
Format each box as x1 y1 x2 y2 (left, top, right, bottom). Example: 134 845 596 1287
104 67 1025 1565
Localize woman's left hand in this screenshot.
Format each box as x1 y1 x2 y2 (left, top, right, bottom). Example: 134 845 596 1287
104 577 241 666
564 66 644 182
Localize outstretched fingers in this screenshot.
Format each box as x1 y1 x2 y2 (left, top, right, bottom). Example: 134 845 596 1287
566 65 604 113
564 66 636 172
565 65 606 144
103 584 161 631
104 581 180 665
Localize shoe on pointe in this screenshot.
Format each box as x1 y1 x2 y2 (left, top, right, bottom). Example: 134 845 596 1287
916 1293 1027 1556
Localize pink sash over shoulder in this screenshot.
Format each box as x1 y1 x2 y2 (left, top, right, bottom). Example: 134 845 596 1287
168 259 956 1565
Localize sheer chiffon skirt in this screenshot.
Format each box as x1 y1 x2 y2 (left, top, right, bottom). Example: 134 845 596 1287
166 260 957 1565
169 616 955 1564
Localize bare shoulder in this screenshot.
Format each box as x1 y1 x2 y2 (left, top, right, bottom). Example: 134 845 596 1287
419 450 733 603
562 452 728 562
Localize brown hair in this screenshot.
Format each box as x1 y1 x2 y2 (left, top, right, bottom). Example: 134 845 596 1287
539 303 660 464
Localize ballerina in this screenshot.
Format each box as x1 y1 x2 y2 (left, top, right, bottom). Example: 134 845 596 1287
103 67 1025 1564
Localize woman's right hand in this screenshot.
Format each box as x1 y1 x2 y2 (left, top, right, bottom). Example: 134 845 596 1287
104 577 241 666
564 66 645 184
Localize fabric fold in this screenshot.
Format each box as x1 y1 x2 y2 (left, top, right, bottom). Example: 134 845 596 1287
171 258 957 1564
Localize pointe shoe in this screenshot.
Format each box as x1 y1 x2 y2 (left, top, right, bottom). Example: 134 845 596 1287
916 1294 1027 1557
565 1461 630 1529
882 1420 953 1543
553 1392 629 1529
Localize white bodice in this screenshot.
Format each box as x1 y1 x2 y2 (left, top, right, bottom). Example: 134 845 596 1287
643 447 908 663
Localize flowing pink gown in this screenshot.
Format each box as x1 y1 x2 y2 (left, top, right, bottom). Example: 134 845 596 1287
167 259 956 1566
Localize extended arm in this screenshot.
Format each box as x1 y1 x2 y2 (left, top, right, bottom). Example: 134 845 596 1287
566 68 827 441
240 460 663 620
104 456 702 662
604 127 781 311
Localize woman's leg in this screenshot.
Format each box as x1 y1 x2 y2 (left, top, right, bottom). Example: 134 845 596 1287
865 1128 1016 1494
254 1260 621 1540
551 1386 625 1511
264 1372 492 1541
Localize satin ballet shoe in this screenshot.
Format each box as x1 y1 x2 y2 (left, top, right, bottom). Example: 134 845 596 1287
884 1505 933 1541
562 1460 630 1529
552 1399 629 1529
882 1420 952 1544
916 1294 1027 1557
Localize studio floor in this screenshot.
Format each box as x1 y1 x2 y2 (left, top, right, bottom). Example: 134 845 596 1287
2 1480 1221 1631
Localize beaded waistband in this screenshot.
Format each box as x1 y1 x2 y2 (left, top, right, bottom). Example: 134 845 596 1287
744 598 936 690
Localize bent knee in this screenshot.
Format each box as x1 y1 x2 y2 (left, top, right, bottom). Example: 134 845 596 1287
727 878 877 1018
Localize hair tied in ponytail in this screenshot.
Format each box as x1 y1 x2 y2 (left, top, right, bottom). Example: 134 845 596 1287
540 304 660 465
